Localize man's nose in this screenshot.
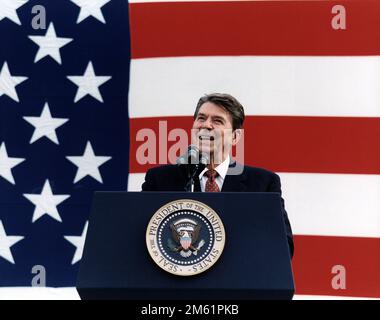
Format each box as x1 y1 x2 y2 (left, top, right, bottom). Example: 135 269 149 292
201 118 213 129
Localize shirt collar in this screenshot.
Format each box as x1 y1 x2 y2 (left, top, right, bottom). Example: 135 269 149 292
199 155 231 181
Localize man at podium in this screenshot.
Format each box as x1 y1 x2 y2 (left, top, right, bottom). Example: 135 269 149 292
141 93 294 258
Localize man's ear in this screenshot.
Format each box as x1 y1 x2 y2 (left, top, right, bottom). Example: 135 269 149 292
232 129 242 146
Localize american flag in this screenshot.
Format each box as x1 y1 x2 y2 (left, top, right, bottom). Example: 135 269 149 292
0 0 129 286
1 0 380 299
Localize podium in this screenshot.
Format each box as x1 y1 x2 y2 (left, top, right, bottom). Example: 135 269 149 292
76 192 294 300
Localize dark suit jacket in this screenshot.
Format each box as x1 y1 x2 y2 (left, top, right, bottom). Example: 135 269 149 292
142 164 294 258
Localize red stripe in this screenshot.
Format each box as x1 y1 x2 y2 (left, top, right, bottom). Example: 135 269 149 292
293 235 380 298
129 1 380 58
129 116 380 174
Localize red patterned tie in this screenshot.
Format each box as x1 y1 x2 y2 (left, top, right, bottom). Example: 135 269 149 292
205 169 220 192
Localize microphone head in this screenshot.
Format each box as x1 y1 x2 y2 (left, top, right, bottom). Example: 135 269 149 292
187 145 200 164
176 156 187 165
176 145 200 165
199 151 209 166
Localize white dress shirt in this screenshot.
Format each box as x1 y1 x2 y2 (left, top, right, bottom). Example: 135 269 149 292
199 155 230 192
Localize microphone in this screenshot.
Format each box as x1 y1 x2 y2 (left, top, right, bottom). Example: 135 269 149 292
199 150 209 166
177 145 209 192
176 145 209 166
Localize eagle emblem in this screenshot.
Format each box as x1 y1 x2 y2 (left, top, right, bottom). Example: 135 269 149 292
168 218 205 258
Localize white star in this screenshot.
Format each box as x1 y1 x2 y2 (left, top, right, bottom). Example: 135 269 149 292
23 179 70 223
28 22 73 64
0 142 25 185
67 61 111 103
64 221 88 265
66 141 112 183
70 0 111 24
0 62 28 102
0 220 24 264
23 102 69 144
0 0 29 25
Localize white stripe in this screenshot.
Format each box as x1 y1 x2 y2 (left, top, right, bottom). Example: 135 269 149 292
128 173 145 191
0 287 375 300
0 287 80 300
129 56 380 118
280 172 380 238
128 172 380 238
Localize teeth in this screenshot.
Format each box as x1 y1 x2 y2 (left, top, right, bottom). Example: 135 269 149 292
199 135 214 140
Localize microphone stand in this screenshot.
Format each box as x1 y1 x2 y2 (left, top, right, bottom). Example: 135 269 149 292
185 158 208 192
185 164 200 192
177 145 208 192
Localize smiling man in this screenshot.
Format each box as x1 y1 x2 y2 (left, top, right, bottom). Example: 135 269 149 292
191 95 244 190
141 93 294 257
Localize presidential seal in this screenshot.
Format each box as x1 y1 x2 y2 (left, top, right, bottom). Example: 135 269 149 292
146 199 226 276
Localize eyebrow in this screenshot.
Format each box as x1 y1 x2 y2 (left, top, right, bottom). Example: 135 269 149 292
197 113 226 122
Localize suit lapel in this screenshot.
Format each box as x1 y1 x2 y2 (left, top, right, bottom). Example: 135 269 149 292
194 177 201 192
178 165 202 191
221 163 247 192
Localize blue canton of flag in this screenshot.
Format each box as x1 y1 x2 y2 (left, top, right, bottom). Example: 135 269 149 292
0 0 130 286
